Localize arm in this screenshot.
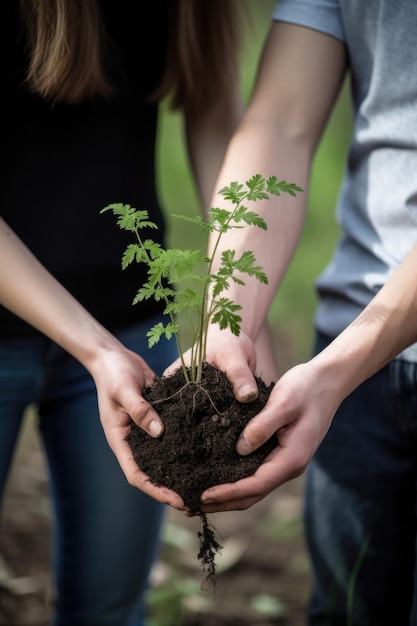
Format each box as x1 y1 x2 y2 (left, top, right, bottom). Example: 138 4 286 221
201 241 417 511
0 217 184 508
204 21 347 399
183 58 280 382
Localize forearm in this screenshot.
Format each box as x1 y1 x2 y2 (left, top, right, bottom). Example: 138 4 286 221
208 118 310 341
0 217 123 375
312 243 417 399
206 23 346 342
184 82 243 211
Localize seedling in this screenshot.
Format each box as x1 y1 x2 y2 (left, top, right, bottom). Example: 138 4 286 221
101 174 302 383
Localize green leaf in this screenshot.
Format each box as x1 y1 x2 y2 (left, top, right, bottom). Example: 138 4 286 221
246 173 270 201
133 285 155 302
234 250 268 283
218 181 246 206
121 243 143 269
207 207 233 232
266 175 303 197
210 274 230 299
101 203 158 232
163 288 202 316
171 213 212 236
146 322 179 348
133 285 176 304
169 250 206 283
211 298 242 335
232 205 267 230
142 240 163 259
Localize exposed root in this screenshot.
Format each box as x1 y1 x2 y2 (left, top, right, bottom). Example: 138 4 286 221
197 512 223 590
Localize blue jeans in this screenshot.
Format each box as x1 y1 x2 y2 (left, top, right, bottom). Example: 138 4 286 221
305 331 417 626
0 315 178 626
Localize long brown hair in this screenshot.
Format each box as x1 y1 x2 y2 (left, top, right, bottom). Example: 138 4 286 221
18 0 247 114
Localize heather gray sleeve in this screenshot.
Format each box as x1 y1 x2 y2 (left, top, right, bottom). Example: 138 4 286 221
272 0 346 43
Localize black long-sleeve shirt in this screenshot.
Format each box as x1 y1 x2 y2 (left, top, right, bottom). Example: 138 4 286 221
2 1 169 336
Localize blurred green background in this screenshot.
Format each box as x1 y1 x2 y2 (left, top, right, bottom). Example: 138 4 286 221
156 0 352 370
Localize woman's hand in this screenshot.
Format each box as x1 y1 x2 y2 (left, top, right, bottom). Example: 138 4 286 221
90 342 186 510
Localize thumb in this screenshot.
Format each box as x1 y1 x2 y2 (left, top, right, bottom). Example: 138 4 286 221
225 362 259 403
130 396 165 438
206 331 259 403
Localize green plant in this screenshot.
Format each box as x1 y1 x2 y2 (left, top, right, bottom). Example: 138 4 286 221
101 174 301 383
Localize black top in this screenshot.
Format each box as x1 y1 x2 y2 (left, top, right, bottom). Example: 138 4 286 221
2 1 170 336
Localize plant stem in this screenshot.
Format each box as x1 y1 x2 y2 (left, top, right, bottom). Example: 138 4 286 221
194 198 243 382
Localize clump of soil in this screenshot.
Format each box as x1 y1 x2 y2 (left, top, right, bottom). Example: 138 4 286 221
126 362 277 583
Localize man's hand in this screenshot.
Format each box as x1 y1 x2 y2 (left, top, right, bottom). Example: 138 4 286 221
199 359 338 512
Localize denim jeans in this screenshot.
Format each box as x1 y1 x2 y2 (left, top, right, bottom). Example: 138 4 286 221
0 315 178 626
305 331 417 626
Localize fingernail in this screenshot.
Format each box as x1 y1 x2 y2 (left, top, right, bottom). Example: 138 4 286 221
238 384 258 402
149 419 162 437
201 491 213 504
237 436 253 456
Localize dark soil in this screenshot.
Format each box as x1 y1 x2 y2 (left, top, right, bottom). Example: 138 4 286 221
126 362 277 582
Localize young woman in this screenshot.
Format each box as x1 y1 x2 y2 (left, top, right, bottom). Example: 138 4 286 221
0 2 273 624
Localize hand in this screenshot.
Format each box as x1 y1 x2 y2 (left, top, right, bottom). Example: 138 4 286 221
199 359 339 512
91 344 186 510
164 327 261 403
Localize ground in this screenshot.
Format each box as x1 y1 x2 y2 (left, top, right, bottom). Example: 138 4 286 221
0 409 311 626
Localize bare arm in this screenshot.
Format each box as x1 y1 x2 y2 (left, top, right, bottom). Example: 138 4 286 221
203 22 347 399
197 22 417 512
202 241 417 511
183 57 280 381
0 217 184 508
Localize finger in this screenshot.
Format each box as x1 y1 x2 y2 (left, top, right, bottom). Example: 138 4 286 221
206 334 259 402
127 397 164 438
110 431 185 509
209 355 259 402
236 389 291 455
226 364 260 403
201 445 306 508
202 494 262 513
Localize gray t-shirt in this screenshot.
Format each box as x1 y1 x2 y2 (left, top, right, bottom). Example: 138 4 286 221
272 0 417 361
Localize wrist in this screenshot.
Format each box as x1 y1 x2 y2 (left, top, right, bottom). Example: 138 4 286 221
57 316 124 377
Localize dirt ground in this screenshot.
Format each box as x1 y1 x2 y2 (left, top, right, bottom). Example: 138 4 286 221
0 407 311 626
